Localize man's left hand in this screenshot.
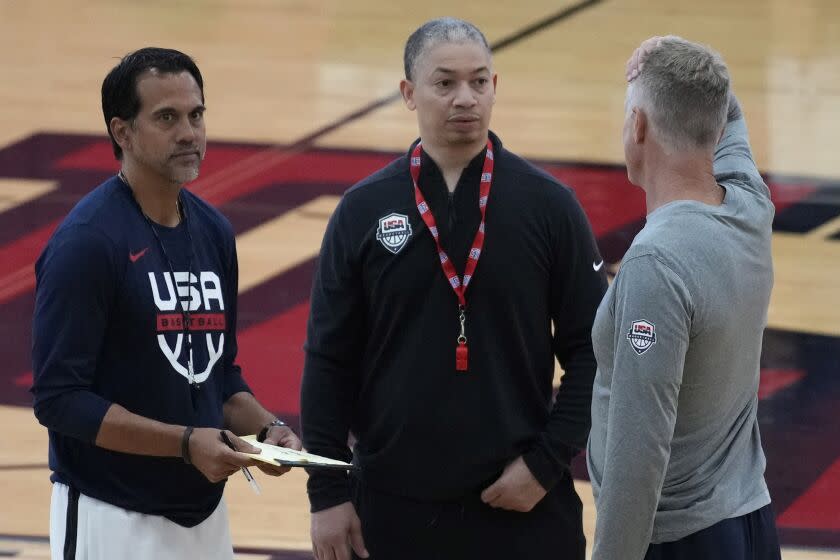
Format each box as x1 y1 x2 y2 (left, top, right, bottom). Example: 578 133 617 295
480 456 547 512
256 425 303 477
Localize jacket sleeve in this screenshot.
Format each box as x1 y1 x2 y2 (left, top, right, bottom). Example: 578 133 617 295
523 187 608 490
713 94 770 201
221 237 251 401
591 255 691 560
31 225 117 442
301 196 366 512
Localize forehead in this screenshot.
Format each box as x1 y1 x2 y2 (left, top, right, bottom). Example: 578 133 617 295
135 69 203 112
415 40 492 76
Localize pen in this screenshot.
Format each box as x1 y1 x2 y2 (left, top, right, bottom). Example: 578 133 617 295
219 430 261 495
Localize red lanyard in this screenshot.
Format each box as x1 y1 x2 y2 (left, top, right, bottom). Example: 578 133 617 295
410 140 493 372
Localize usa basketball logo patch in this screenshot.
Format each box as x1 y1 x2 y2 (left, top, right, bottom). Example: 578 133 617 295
376 213 413 254
627 319 657 355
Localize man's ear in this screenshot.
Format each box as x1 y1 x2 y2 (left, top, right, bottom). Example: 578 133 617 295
633 107 647 144
400 79 417 111
110 117 132 153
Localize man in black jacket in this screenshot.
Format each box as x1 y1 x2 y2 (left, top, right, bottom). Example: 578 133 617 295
302 17 607 560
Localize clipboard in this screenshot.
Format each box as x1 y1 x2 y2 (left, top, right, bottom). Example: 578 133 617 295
240 435 358 471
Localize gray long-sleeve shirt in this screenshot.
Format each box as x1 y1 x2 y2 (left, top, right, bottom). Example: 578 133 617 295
587 114 775 560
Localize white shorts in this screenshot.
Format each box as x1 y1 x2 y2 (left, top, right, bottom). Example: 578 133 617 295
50 482 234 560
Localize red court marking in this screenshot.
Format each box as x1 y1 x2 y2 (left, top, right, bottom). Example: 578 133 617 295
545 166 645 236
0 137 828 308
13 372 33 388
55 142 395 205
5 144 392 306
56 143 250 175
55 141 120 172
235 301 309 415
196 151 394 208
0 221 58 305
778 456 840 530
768 182 817 213
758 368 805 400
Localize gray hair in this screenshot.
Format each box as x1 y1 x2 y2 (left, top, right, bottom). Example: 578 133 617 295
627 36 730 151
404 17 491 81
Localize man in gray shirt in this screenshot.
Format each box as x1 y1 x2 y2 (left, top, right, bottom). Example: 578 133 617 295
587 36 782 560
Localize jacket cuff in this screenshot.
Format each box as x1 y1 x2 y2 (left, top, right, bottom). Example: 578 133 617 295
522 441 576 491
307 471 352 513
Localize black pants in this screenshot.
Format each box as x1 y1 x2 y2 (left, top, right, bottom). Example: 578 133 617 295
351 474 585 560
644 504 782 560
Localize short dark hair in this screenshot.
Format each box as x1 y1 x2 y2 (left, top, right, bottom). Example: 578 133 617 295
101 47 204 160
404 18 491 81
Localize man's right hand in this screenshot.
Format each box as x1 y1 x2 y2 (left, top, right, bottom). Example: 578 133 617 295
311 501 369 560
188 428 260 483
626 36 664 82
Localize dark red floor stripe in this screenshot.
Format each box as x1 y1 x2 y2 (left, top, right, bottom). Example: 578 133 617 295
779 456 840 530
236 301 309 415
12 372 31 388
0 142 393 307
759 369 805 400
545 165 646 237
769 181 818 213
55 140 395 207
0 221 58 305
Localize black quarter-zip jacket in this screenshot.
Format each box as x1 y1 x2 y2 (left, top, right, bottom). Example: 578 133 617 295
301 132 607 511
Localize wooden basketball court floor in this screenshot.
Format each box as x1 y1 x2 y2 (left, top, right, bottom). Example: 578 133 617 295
1 0 839 558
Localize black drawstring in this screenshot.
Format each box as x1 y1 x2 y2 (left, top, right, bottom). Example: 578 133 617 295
119 173 199 393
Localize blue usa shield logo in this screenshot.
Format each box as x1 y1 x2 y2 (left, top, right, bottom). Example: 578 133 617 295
376 213 412 254
627 319 657 355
